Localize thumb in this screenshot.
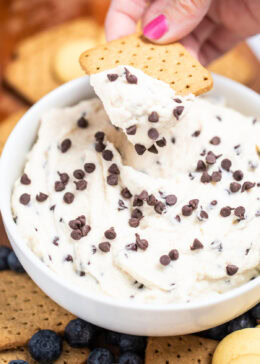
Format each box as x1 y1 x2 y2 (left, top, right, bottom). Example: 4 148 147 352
142 0 212 43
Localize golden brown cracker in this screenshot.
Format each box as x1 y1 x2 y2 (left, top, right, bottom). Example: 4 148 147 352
0 108 27 154
208 43 255 85
145 335 218 364
0 271 75 350
80 34 213 96
4 18 103 103
0 342 89 364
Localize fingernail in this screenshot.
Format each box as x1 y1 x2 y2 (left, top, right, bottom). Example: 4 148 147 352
143 14 168 40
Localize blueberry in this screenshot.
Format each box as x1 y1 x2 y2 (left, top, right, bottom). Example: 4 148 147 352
7 251 25 273
119 351 143 364
0 246 11 270
198 322 228 341
250 303 260 320
8 361 28 364
104 330 121 346
119 334 146 354
227 312 257 334
28 329 62 364
87 347 114 364
65 318 96 348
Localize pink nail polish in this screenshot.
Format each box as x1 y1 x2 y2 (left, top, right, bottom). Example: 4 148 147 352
143 14 168 40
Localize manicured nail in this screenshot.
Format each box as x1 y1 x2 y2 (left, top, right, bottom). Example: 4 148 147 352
143 14 168 40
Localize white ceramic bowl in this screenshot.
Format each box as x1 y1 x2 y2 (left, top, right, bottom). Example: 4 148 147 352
1 75 260 336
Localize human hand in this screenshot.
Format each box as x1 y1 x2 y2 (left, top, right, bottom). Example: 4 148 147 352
105 0 260 65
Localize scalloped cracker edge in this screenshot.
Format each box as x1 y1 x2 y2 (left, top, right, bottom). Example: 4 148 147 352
80 34 213 96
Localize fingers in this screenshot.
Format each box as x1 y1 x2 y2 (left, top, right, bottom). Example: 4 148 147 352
142 0 212 43
105 0 147 41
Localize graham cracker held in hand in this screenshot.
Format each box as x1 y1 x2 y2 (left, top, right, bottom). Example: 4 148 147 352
0 342 89 364
80 34 213 96
145 335 218 364
0 271 75 350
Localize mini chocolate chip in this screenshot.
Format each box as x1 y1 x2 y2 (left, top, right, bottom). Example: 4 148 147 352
20 193 30 205
55 181 65 192
135 144 146 155
182 205 193 216
210 136 221 145
201 172 211 183
121 187 132 199
118 199 127 211
148 128 159 140
220 206 231 217
81 225 91 236
221 159 232 171
107 174 118 186
241 181 255 192
174 98 182 103
192 130 201 137
216 115 222 121
102 149 113 161
36 193 48 202
95 131 105 142
107 73 118 81
200 210 208 219
84 163 96 173
190 238 204 250
53 237 59 246
226 264 238 276
77 116 88 128
171 137 176 143
131 208 143 219
173 106 184 120
175 215 181 222
133 196 143 207
148 145 158 154
156 137 167 148
71 229 82 240
77 215 86 226
60 139 71 153
63 192 74 204
128 218 140 228
50 205 56 211
200 149 206 156
135 233 148 250
105 227 116 240
160 255 171 266
125 67 138 84
147 194 157 206
169 249 179 261
211 200 217 206
206 151 216 164
189 199 199 209
165 194 177 206
138 190 148 201
95 142 106 152
65 255 73 262
108 163 120 175
126 125 137 135
69 219 81 230
73 169 85 179
154 201 166 214
74 180 87 191
58 172 69 184
234 206 245 219
99 242 111 252
230 182 241 193
233 170 244 181
148 111 159 123
211 171 222 182
126 243 137 251
196 160 206 171
20 173 31 185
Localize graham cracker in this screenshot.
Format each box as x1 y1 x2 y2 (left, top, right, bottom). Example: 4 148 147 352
0 342 89 364
145 335 218 364
0 108 27 154
80 34 213 96
0 271 75 351
4 18 103 103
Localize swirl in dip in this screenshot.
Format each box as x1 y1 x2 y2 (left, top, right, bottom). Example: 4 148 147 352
12 66 260 303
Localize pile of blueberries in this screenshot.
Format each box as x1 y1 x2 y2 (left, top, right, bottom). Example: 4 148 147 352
1 245 259 364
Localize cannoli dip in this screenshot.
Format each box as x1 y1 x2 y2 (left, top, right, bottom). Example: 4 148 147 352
12 66 260 303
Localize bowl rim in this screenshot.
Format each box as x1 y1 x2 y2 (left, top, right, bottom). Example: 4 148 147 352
1 74 260 312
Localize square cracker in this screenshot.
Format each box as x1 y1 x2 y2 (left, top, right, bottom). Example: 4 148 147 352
0 342 89 364
0 271 75 350
146 335 218 363
80 34 213 96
